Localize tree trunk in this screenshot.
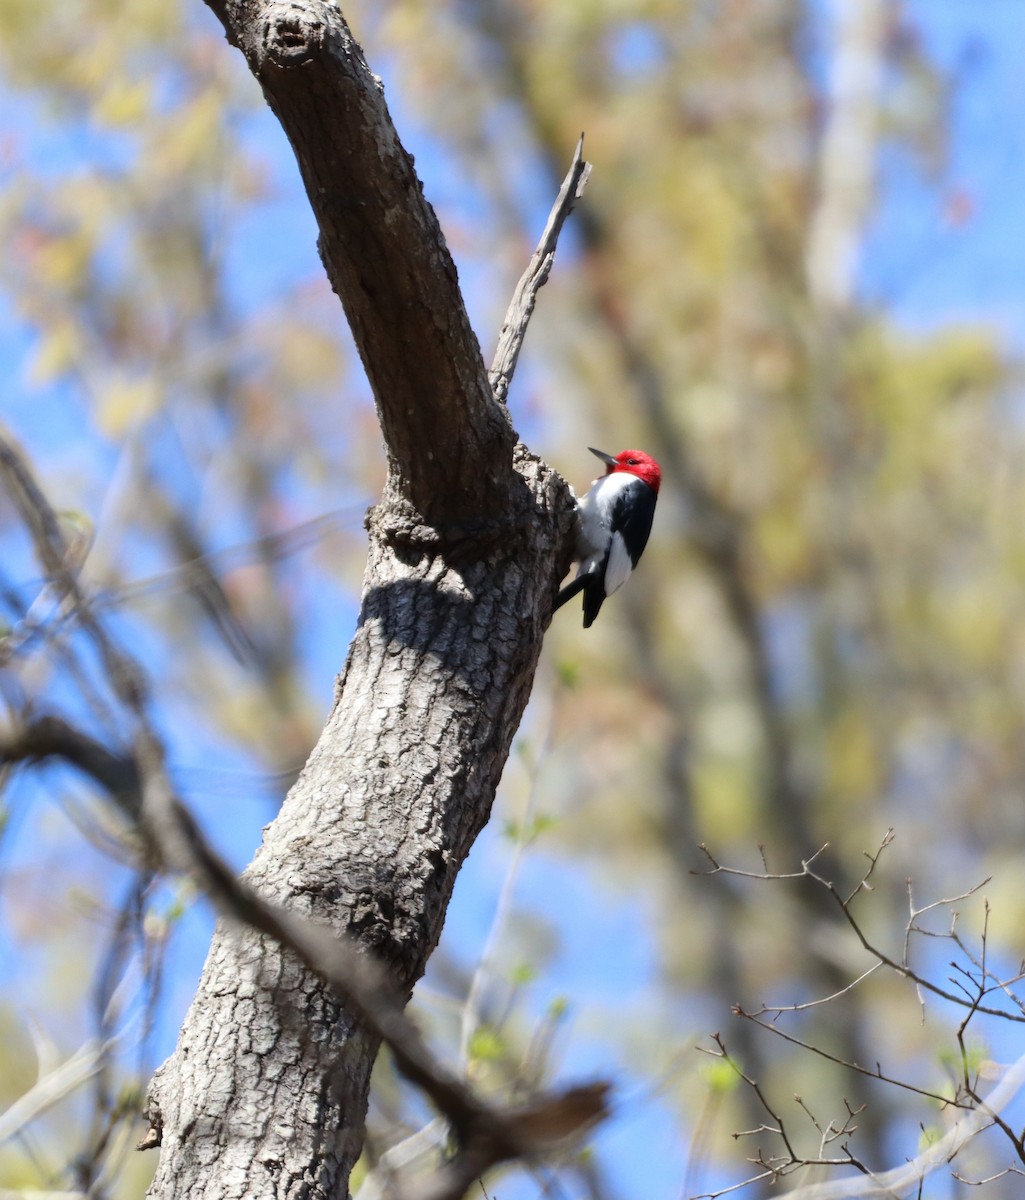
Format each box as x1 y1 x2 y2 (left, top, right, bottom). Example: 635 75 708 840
144 3 576 1196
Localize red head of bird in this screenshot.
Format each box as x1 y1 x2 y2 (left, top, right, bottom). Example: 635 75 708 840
589 447 662 494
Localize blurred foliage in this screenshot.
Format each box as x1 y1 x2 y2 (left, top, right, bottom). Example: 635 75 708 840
2 0 1024 1197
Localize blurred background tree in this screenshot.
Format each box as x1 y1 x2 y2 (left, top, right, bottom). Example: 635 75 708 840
2 0 1025 1197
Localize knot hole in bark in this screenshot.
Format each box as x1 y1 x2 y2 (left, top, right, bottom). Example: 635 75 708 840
264 6 323 67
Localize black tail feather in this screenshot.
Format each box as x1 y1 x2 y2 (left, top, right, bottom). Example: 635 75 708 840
554 571 605 627
581 580 605 628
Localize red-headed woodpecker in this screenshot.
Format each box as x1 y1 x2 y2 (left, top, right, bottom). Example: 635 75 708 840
555 447 662 627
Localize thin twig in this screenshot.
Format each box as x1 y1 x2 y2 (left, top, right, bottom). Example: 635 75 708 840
488 136 591 405
732 1006 963 1109
953 942 1025 1165
695 841 832 882
952 1165 1025 1186
696 836 1025 1197
691 1038 863 1199
743 964 882 1017
772 1051 1025 1199
698 835 1022 1023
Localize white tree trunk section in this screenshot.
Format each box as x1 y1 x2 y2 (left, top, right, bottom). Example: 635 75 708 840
805 0 887 313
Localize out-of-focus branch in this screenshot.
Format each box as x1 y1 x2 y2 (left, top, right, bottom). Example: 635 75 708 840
489 135 591 406
92 508 360 611
7 716 610 1194
0 705 609 1195
0 1191 85 1200
133 742 609 1177
0 427 149 713
696 1037 1025 1200
0 1040 109 1149
0 715 141 820
779 1050 1025 1200
0 427 608 1200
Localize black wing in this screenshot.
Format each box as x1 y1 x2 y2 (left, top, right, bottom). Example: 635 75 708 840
609 480 656 566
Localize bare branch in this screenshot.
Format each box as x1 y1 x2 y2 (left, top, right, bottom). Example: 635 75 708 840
707 1035 799 1164
692 1038 863 1199
844 828 895 905
695 841 832 880
743 963 882 1017
697 1038 1025 1200
0 714 141 820
689 1169 778 1200
695 836 1025 1198
952 1165 1025 1186
698 834 1024 1023
732 1005 964 1109
202 0 515 520
0 1040 109 1148
489 136 591 406
772 1051 1025 1199
953 947 1025 1166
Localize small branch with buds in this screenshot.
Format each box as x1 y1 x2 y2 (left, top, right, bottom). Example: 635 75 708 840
694 833 1025 1199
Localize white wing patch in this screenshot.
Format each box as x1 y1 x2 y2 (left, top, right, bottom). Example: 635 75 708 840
575 473 633 554
603 532 633 595
566 468 654 622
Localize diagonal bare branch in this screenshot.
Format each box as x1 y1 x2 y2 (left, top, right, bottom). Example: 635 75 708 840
0 1040 110 1149
489 136 591 406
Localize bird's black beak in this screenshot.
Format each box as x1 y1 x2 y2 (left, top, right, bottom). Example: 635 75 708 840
588 447 617 467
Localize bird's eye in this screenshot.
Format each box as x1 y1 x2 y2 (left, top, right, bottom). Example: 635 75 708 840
627 458 638 465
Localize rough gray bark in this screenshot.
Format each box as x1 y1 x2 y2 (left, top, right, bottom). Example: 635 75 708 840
214 0 514 521
143 3 577 1197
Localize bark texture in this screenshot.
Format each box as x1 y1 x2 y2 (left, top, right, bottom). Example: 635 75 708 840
218 0 515 520
144 3 576 1197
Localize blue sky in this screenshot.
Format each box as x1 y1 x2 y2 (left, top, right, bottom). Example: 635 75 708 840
866 1 1025 343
